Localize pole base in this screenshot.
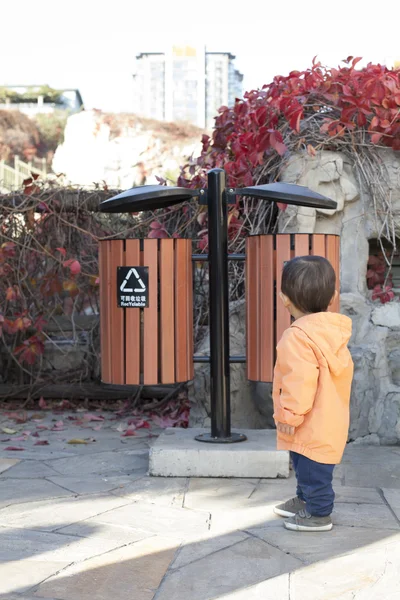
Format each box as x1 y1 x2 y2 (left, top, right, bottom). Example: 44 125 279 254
195 432 247 444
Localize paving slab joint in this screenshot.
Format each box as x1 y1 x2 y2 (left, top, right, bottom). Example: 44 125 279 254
377 487 400 527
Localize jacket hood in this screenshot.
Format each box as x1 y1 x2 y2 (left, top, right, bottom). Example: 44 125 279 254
292 313 352 376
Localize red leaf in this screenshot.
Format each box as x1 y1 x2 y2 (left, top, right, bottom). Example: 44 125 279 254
320 120 332 134
4 447 25 451
255 106 268 126
269 131 287 156
1 241 16 256
6 411 28 424
83 413 105 422
60 400 72 409
370 115 380 129
371 132 383 144
52 420 64 431
372 284 395 304
34 315 47 332
150 221 163 229
152 415 181 428
256 128 271 152
6 286 19 302
289 109 303 133
122 428 136 437
15 336 45 365
64 259 81 276
39 397 48 410
23 174 40 196
14 316 32 332
277 203 288 212
368 255 383 266
198 235 208 251
148 228 168 239
128 418 151 429
34 440 49 446
56 247 66 257
3 318 17 335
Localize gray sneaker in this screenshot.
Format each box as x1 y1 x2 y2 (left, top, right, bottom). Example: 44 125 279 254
284 508 333 532
274 497 306 518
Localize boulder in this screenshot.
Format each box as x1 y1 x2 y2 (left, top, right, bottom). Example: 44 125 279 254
189 301 271 430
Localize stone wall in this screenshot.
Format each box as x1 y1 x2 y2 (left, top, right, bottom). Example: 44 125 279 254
280 149 400 445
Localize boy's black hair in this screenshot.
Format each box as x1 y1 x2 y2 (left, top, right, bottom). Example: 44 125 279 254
281 255 336 314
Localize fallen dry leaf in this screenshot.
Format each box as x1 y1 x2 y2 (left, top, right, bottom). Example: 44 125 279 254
67 439 88 445
4 446 25 451
151 415 180 428
122 429 136 437
52 421 64 431
1 428 17 435
83 413 105 422
6 412 28 424
34 440 49 446
127 419 150 429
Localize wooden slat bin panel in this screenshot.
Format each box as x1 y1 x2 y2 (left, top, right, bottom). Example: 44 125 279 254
246 234 340 383
99 239 193 385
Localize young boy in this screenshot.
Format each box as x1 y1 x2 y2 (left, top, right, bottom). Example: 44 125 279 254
273 255 353 532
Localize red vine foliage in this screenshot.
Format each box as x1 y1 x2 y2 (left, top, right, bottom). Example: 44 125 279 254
367 253 396 304
175 57 400 299
180 57 400 193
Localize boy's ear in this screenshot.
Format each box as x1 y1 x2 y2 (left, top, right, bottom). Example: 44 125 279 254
280 292 290 307
329 290 339 306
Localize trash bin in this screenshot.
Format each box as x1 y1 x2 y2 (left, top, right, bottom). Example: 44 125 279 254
246 233 340 382
99 238 193 386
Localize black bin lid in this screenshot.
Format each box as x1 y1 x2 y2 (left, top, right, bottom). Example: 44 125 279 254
100 185 199 213
236 182 337 210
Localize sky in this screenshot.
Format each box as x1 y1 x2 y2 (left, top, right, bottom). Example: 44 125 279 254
2 0 400 113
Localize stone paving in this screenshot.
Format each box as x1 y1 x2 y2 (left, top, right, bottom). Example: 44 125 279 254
0 411 400 599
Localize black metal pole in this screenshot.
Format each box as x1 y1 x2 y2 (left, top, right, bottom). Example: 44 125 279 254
195 169 246 444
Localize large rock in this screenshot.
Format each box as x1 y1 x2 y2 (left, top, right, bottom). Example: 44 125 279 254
52 110 202 188
372 304 400 328
189 301 270 430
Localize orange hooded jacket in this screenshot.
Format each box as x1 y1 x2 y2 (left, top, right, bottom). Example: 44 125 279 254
273 312 354 464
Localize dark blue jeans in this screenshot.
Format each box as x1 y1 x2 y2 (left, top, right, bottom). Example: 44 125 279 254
290 451 335 517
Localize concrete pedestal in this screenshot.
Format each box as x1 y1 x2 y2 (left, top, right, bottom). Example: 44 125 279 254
149 428 289 478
